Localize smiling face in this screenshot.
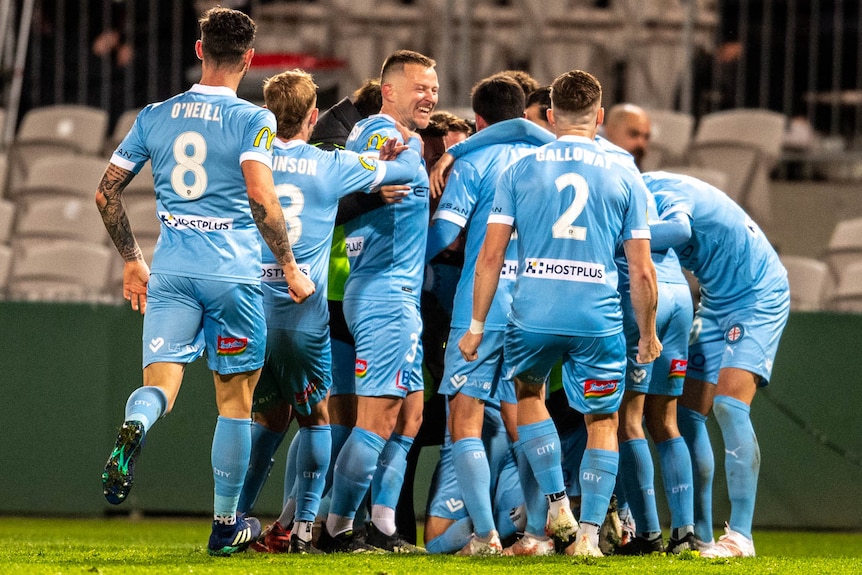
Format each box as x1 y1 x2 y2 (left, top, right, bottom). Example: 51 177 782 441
382 62 439 130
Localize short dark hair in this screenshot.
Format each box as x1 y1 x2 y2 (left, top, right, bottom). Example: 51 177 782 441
380 50 436 82
551 70 602 119
199 7 256 69
491 69 541 97
526 86 551 113
352 79 382 118
471 75 526 125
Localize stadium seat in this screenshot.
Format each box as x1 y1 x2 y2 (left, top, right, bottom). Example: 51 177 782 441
123 162 155 197
0 244 11 294
0 199 13 244
780 255 831 311
641 109 695 171
825 260 862 313
0 151 8 198
822 217 862 278
7 240 113 302
6 155 108 199
687 108 786 226
12 195 108 245
7 104 109 189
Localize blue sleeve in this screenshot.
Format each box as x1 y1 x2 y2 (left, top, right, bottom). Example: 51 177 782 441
379 135 422 185
650 210 692 251
425 218 463 264
447 118 554 159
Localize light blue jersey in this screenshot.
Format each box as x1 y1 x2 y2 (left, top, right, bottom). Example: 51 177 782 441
645 171 788 308
112 84 276 283
433 124 538 329
492 135 651 336
343 114 430 303
261 136 422 332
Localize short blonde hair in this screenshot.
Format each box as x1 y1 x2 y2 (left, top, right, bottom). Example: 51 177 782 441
263 69 318 138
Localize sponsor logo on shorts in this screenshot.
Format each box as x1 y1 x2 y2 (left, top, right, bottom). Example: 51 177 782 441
450 374 468 389
346 236 364 257
629 367 647 383
725 324 745 344
294 379 320 407
584 379 618 398
217 336 248 355
394 370 408 391
445 498 464 513
260 263 310 283
355 358 368 378
669 359 688 379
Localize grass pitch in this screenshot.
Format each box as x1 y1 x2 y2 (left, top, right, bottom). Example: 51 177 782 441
3 516 862 575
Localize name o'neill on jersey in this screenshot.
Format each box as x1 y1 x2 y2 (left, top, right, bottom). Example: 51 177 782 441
171 102 222 121
346 236 364 257
523 258 605 283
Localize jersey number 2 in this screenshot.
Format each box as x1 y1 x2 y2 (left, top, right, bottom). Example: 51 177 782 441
552 172 588 240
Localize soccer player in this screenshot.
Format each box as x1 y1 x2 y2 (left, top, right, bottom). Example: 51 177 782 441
601 104 697 556
319 49 438 553
427 74 561 556
459 69 661 557
645 170 790 557
247 69 423 554
96 7 314 556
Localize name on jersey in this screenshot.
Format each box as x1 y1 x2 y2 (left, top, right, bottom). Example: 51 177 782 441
523 258 605 283
158 212 233 231
260 263 311 282
273 156 318 175
535 146 613 169
345 236 364 257
171 102 221 121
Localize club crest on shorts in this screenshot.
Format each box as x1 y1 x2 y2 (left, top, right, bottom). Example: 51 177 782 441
725 324 745 344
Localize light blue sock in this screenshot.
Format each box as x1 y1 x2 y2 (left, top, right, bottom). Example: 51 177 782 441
329 427 386 521
619 438 661 535
560 425 587 498
211 416 251 519
494 449 524 541
513 440 547 536
371 433 414 510
677 405 715 542
713 395 759 540
237 422 285 514
452 437 495 537
294 425 332 522
283 430 300 508
517 419 566 497
325 423 352 493
657 436 694 531
124 386 167 433
578 448 619 527
425 516 474 554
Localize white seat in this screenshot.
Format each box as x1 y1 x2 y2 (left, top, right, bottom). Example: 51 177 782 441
822 217 862 277
7 240 114 302
826 261 862 313
779 255 831 311
688 109 786 226
12 195 108 244
123 195 161 241
641 109 695 171
7 155 108 199
8 105 109 188
0 199 14 244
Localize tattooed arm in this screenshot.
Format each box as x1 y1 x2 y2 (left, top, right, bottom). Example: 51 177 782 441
242 160 315 303
95 162 149 314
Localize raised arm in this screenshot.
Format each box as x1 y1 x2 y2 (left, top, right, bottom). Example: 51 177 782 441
243 159 315 303
95 162 149 314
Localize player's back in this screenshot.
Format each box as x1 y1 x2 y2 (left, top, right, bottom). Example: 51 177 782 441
342 114 429 303
645 171 787 306
496 135 650 336
442 140 538 329
114 85 276 283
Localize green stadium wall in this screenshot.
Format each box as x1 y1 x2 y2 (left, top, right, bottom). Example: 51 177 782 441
1 302 860 530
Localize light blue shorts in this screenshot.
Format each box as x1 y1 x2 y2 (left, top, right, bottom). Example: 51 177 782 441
253 327 331 417
623 281 694 396
438 327 506 401
142 273 265 374
344 298 424 398
687 293 790 386
504 326 626 415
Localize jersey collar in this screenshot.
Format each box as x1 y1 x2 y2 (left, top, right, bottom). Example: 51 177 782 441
189 83 237 98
